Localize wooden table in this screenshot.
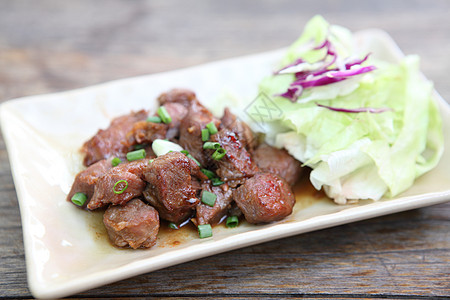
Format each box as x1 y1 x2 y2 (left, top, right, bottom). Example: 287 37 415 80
1 1 449 298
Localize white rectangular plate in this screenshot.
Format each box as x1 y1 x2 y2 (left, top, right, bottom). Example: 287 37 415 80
1 29 450 299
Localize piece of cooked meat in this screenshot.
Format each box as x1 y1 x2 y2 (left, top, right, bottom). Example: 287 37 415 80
128 121 167 145
195 182 234 225
252 143 303 186
87 159 149 210
233 172 295 224
67 159 113 208
127 102 188 145
143 151 201 223
164 102 189 139
221 108 258 152
157 88 198 107
211 129 259 187
178 101 220 167
82 110 148 166
103 199 160 249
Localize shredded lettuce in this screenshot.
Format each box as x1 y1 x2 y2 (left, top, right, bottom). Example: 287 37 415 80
255 15 444 204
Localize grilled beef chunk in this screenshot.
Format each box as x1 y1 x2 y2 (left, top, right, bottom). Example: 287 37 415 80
252 143 303 186
67 159 112 207
143 151 201 223
220 108 258 151
195 183 234 225
233 172 295 224
179 102 220 167
211 129 259 187
129 121 167 145
128 102 188 145
82 110 147 166
103 199 159 249
87 159 148 210
164 102 189 139
157 88 198 107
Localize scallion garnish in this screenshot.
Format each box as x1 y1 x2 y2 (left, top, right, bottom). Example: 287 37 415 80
71 192 87 206
201 191 217 207
198 224 213 239
149 159 154 164
113 180 128 194
201 128 210 142
168 222 179 230
211 178 225 186
206 122 218 135
111 157 121 167
203 142 221 150
126 149 146 161
211 148 227 160
157 106 172 124
226 216 239 228
133 144 147 150
201 168 216 179
147 116 162 123
181 150 201 166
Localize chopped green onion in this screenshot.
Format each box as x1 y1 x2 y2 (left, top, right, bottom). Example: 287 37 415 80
149 159 154 164
71 192 87 206
211 178 225 186
133 143 147 150
113 180 128 194
201 128 210 142
212 148 227 160
181 150 201 166
203 142 221 150
168 222 179 230
157 106 172 124
111 157 121 167
201 191 217 207
226 216 239 228
206 122 218 135
147 116 162 123
201 168 216 179
127 149 146 161
198 224 213 239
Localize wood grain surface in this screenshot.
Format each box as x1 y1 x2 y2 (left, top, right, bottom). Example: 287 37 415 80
0 1 449 299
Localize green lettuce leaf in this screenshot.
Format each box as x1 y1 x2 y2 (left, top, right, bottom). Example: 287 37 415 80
256 16 444 203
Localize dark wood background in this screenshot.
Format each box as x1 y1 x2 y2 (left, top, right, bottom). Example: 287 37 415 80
1 1 449 299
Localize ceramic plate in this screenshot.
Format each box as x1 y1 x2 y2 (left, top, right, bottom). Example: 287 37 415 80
1 29 450 299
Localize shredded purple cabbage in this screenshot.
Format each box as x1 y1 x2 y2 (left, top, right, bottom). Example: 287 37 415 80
316 103 392 114
275 36 375 102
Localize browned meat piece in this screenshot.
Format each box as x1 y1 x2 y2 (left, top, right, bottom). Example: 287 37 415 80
164 102 189 139
252 143 303 186
179 102 220 167
67 159 112 208
128 121 167 145
221 108 258 151
82 110 148 166
233 172 295 224
127 102 188 145
157 88 197 107
103 199 160 249
195 182 234 225
143 151 201 223
87 159 149 210
211 129 259 187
